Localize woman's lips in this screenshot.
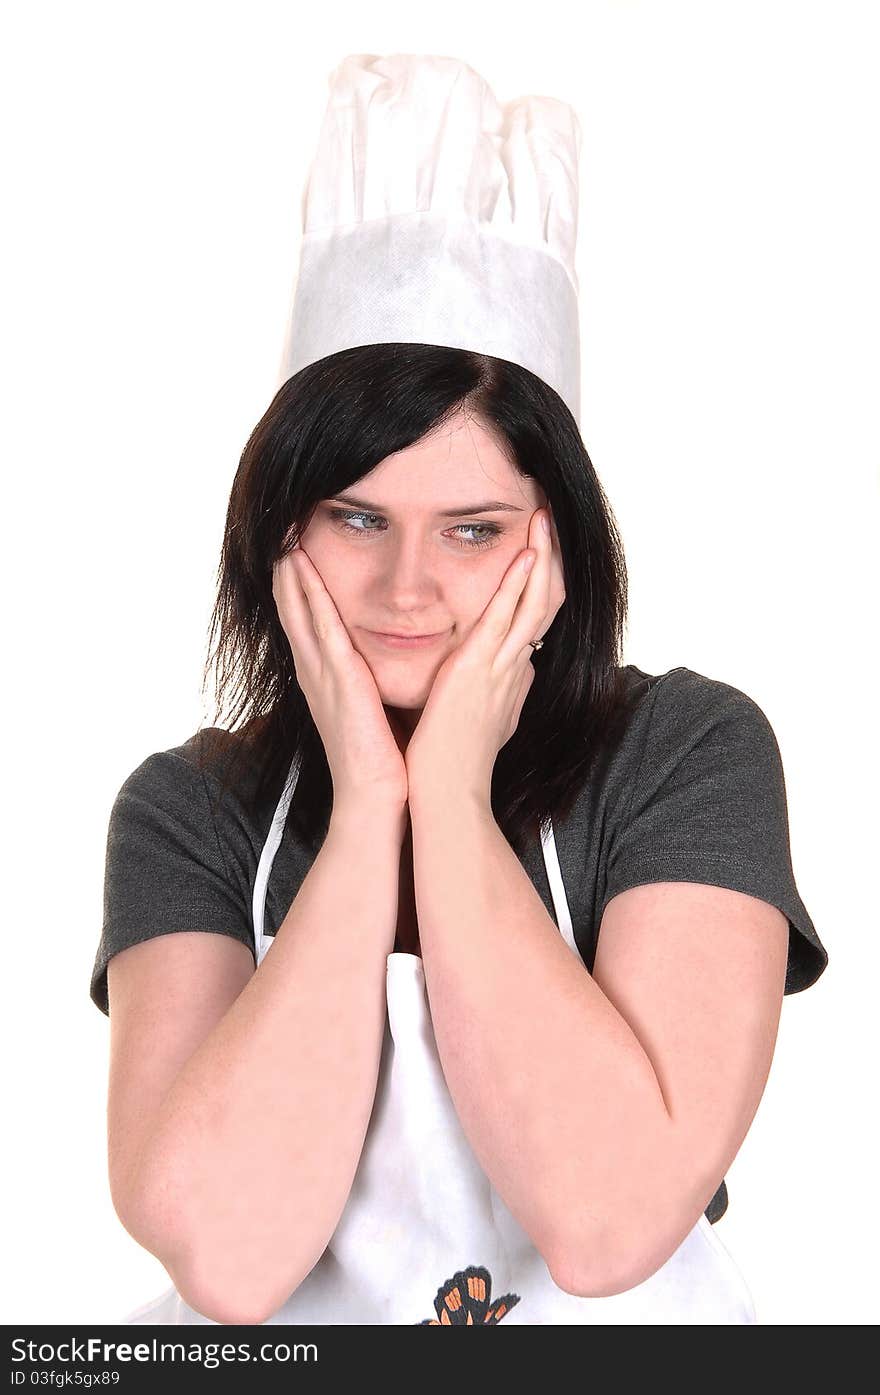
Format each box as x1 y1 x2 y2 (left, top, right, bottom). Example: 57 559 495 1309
364 629 450 649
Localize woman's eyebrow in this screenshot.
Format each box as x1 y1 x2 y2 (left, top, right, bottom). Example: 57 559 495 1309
329 493 525 517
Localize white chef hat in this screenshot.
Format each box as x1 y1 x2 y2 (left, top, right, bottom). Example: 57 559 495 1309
276 52 583 424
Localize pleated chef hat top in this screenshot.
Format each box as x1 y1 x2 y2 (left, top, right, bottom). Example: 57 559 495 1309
277 52 584 424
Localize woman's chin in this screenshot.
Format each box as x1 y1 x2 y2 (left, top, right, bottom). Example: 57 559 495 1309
379 680 433 710
357 643 448 707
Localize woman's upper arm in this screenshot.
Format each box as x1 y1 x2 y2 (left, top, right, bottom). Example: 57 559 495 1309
106 931 255 1232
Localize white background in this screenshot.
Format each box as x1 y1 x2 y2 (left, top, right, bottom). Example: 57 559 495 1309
2 0 877 1327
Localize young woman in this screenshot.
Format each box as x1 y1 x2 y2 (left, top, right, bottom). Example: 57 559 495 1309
92 344 827 1325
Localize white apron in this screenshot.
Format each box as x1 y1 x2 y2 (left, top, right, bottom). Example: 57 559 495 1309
122 754 758 1326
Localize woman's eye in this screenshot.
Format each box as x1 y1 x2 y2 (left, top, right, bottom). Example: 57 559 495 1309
327 509 501 551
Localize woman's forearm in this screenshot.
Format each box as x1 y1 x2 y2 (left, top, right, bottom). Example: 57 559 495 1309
408 782 673 1297
129 799 404 1325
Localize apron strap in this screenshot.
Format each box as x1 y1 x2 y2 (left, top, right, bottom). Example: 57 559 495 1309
251 752 302 962
539 814 578 955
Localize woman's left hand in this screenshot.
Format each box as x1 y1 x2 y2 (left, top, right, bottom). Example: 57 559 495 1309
405 506 566 806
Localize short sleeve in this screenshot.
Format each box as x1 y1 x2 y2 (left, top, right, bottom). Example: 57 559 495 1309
90 746 255 1017
601 669 828 995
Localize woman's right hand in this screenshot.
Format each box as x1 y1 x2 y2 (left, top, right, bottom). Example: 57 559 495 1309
272 544 409 814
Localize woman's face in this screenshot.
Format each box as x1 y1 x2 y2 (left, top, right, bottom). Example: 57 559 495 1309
296 410 547 722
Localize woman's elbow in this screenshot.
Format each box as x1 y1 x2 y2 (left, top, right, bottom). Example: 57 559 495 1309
548 1214 692 1299
172 1250 293 1326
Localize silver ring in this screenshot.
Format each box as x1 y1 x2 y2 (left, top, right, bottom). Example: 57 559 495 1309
529 638 544 651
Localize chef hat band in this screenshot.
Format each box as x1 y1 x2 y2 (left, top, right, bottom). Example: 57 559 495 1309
277 53 583 424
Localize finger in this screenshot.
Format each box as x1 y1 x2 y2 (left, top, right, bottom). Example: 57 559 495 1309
284 547 355 661
498 508 553 665
542 509 567 624
547 510 566 604
271 550 321 668
469 543 537 661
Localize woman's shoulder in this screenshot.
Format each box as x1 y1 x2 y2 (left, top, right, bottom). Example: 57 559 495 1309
621 663 775 733
585 662 769 790
618 662 765 715
122 724 247 783
116 717 273 822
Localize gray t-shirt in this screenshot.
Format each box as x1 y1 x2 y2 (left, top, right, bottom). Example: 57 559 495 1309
90 663 828 1219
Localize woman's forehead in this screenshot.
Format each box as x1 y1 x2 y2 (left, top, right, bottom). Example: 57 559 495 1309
356 420 542 509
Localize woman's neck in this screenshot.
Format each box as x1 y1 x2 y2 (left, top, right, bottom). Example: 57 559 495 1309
385 705 421 753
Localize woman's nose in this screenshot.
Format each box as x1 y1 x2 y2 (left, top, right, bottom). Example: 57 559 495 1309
376 538 447 599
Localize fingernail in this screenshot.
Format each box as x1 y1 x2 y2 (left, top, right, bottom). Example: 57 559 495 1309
541 513 550 535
